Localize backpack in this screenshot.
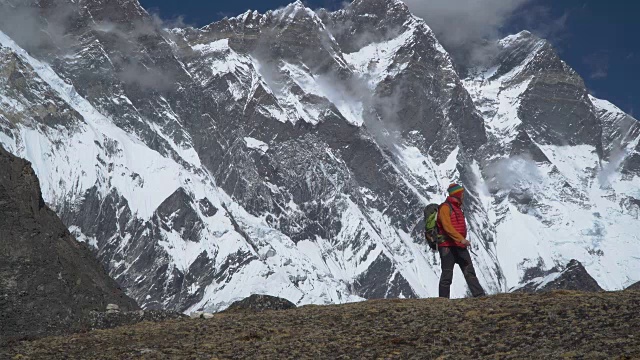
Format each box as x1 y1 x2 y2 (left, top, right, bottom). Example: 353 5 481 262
423 202 452 251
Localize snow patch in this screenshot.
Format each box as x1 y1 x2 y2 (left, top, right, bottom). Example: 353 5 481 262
244 137 269 153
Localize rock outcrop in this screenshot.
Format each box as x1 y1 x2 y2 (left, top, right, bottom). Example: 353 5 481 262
226 294 297 312
626 281 640 291
0 145 139 344
514 260 603 293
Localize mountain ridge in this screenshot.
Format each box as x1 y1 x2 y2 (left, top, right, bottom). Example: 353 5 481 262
0 0 638 314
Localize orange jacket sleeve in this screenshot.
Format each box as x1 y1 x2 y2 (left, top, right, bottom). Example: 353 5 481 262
439 204 466 243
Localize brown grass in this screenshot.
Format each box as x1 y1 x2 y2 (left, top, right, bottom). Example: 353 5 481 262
4 290 640 359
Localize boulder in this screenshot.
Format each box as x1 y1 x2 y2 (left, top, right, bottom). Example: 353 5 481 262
225 294 296 313
106 304 120 314
189 311 214 319
190 311 204 319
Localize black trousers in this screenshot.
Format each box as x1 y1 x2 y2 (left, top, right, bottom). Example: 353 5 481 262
438 246 485 298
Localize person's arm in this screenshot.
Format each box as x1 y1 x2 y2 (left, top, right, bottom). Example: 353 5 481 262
439 204 466 244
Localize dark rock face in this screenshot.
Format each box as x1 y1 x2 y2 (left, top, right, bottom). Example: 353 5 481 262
510 130 551 163
322 0 414 53
155 188 205 243
327 0 486 160
515 260 603 293
497 32 603 153
353 254 414 299
594 96 640 174
626 281 640 291
226 294 297 312
0 145 138 343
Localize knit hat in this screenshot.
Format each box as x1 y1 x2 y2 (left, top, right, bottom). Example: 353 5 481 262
447 183 464 198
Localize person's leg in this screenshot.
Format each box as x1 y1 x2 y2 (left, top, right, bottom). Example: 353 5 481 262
438 247 456 298
454 248 486 297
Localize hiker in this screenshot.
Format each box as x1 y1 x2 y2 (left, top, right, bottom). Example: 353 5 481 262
436 184 485 298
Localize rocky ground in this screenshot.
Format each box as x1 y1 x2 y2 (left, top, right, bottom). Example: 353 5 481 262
4 290 640 359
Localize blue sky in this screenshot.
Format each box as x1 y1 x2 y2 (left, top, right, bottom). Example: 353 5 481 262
139 0 638 116
517 0 639 116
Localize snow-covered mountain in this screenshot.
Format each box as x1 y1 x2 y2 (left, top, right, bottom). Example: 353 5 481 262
463 30 640 290
0 0 638 313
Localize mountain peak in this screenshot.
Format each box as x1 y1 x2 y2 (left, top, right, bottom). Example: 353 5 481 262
325 0 426 54
346 0 410 16
237 9 260 21
289 0 306 8
499 30 545 48
274 0 317 21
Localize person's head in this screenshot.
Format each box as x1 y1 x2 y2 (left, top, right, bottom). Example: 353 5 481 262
447 183 464 203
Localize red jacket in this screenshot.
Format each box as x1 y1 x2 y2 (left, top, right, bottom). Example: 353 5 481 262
436 196 467 248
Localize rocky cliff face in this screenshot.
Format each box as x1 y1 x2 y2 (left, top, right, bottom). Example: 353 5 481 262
0 144 138 343
0 0 638 313
627 281 640 291
513 260 603 293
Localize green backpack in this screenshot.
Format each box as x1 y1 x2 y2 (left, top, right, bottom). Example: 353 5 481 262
424 203 450 251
